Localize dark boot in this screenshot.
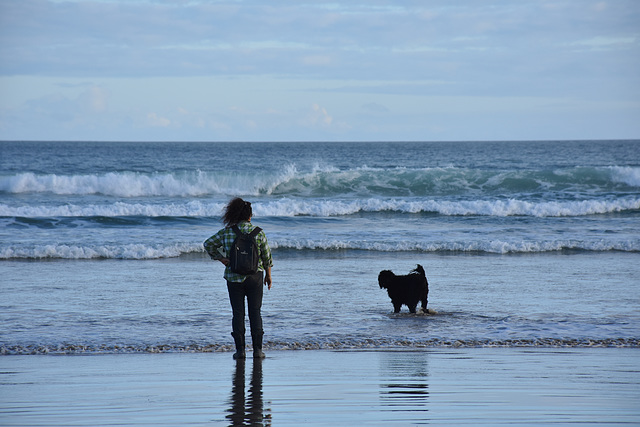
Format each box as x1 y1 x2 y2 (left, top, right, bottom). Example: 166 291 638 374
232 332 246 360
252 333 265 359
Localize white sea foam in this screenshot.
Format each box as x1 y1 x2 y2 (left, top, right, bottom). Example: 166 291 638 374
609 166 640 187
2 237 638 259
0 201 227 218
2 197 637 218
272 238 640 254
0 243 203 260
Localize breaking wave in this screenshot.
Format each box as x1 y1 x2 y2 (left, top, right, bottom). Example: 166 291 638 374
271 238 640 254
0 243 203 260
1 197 639 219
0 167 297 197
1 165 638 198
2 237 638 259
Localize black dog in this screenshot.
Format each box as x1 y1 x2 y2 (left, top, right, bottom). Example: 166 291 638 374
378 264 429 313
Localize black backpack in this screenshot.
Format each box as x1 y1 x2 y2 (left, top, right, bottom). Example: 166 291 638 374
229 225 262 275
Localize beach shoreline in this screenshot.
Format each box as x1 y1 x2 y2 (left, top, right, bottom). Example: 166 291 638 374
3 337 640 355
2 347 639 426
2 140 639 426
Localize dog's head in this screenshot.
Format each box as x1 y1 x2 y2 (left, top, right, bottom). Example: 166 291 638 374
378 270 395 289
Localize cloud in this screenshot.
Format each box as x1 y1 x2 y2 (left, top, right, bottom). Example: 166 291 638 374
301 55 333 66
306 104 333 127
563 35 638 51
593 2 608 12
361 102 389 113
1 1 639 141
19 85 109 121
80 86 108 113
1 1 638 85
146 112 171 128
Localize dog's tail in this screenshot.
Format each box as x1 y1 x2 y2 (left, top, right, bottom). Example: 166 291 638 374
411 264 426 276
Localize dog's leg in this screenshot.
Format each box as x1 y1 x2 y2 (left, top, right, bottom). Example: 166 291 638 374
408 304 417 314
393 302 402 313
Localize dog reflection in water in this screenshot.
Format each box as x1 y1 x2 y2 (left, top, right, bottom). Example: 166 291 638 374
378 264 429 314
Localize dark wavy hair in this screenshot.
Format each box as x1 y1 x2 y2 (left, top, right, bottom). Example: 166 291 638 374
222 197 253 227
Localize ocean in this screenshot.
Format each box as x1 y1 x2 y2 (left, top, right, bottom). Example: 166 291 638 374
1 140 639 354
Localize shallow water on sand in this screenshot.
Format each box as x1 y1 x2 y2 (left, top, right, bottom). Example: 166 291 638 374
1 251 638 353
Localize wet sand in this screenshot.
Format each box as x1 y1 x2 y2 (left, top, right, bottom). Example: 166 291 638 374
1 348 639 426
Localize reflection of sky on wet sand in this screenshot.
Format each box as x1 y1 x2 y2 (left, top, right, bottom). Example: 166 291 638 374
1 349 638 425
379 351 429 415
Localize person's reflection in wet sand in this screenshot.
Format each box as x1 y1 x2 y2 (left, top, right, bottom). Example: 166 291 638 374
226 358 271 426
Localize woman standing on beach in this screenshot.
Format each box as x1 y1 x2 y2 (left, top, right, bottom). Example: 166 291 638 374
204 198 273 359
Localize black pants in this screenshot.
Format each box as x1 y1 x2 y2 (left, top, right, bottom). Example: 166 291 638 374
227 272 264 341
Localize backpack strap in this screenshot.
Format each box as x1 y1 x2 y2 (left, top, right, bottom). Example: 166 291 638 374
249 227 262 238
231 225 261 238
231 224 244 236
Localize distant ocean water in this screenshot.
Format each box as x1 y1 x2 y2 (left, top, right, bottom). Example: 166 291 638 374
1 140 639 354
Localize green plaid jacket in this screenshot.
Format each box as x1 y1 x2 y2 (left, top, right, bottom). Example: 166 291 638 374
203 221 273 283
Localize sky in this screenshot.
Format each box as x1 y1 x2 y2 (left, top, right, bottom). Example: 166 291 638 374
0 0 638 142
